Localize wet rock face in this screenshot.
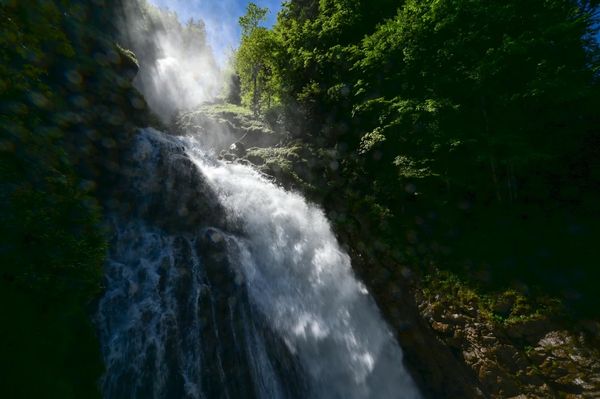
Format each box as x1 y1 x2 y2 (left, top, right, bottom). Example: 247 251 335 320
98 219 308 399
196 230 309 399
110 129 225 232
97 125 315 399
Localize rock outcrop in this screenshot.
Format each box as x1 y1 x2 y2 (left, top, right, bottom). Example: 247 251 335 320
417 287 600 398
175 104 287 153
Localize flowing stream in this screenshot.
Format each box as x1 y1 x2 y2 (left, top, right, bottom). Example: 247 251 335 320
96 128 421 398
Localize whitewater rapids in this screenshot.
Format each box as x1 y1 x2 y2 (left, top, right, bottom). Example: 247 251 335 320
96 128 421 399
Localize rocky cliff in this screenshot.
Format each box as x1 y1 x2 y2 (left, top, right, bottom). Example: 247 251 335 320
176 103 600 399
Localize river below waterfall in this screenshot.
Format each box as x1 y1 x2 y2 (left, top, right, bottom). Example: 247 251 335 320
95 128 421 399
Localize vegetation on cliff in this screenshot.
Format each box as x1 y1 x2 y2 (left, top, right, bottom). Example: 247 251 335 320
230 1 600 395
0 0 148 396
234 0 600 317
2 0 599 396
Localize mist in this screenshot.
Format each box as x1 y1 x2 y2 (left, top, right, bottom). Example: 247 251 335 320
117 0 226 122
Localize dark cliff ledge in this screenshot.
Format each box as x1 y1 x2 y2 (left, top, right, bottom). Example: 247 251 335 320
0 1 157 397
178 103 600 399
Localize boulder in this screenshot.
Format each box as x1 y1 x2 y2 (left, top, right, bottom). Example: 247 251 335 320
114 44 139 81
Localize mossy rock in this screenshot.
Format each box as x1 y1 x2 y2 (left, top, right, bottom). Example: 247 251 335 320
114 43 139 78
175 103 287 150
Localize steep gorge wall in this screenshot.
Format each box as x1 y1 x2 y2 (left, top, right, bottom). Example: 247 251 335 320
0 1 157 396
179 104 600 399
2 0 597 396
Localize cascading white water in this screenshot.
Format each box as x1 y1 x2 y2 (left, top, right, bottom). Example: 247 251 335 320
185 134 421 399
103 1 422 396
96 128 421 398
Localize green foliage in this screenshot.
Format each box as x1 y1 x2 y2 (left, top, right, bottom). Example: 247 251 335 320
239 2 269 37
0 0 125 396
242 0 600 316
235 3 281 114
353 0 599 196
422 269 564 326
196 102 254 117
0 0 107 295
244 143 321 193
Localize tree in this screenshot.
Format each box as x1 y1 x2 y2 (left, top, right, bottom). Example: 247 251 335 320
353 0 599 202
235 3 280 114
246 0 600 313
239 2 268 37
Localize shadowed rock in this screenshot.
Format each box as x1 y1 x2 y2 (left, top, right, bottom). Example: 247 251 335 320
111 128 225 232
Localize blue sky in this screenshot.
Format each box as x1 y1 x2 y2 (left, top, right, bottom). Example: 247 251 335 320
148 0 282 65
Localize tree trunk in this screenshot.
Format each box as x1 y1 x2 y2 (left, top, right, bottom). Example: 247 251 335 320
252 68 259 116
480 96 502 203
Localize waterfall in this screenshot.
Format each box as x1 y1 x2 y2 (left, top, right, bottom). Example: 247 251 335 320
96 128 421 398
